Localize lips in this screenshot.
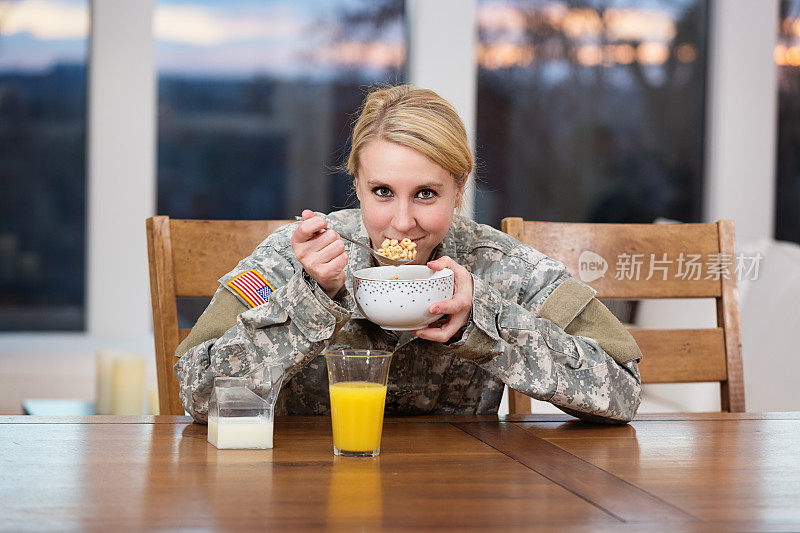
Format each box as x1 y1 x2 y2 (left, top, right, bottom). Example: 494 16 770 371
385 237 424 243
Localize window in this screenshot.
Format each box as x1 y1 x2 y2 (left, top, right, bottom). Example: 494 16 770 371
154 0 405 326
776 0 800 245
474 0 708 227
0 0 89 331
155 0 406 221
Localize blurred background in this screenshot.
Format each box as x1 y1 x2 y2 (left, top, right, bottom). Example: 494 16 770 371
0 0 798 415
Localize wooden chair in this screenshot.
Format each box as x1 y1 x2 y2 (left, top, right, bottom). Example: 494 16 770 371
146 216 293 415
501 218 744 414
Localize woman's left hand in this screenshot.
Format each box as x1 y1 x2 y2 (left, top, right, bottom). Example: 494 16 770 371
413 256 473 343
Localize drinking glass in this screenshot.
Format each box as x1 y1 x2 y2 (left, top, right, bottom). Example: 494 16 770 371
324 350 393 457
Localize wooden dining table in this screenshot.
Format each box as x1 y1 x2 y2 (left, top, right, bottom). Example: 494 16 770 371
1 412 799 531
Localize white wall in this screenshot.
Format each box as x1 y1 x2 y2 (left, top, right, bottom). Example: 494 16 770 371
705 0 779 244
407 0 478 218
87 0 157 337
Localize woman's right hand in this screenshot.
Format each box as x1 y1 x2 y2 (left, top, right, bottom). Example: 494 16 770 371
290 209 348 299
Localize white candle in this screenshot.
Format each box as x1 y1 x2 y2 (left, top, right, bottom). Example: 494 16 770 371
147 387 160 415
111 353 144 415
94 351 115 415
208 417 274 449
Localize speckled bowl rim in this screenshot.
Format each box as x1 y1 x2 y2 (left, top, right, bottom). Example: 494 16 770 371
352 266 454 282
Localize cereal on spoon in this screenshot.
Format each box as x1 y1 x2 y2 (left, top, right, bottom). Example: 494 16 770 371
377 238 417 262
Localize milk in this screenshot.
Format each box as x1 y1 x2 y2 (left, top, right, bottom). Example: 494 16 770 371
207 416 274 449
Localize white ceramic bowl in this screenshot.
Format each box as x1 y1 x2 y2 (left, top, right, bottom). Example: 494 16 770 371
352 266 454 330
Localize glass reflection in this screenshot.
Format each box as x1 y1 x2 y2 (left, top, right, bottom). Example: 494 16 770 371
155 0 405 222
326 456 383 526
0 0 88 330
475 0 707 227
776 1 800 245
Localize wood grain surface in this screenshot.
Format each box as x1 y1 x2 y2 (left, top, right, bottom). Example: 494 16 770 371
506 219 723 299
169 218 293 297
518 417 800 526
631 327 727 383
2 414 799 531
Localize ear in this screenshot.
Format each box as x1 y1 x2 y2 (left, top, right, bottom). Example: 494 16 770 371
454 180 465 209
354 177 362 202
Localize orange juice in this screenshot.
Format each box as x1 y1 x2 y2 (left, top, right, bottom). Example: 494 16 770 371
329 381 388 452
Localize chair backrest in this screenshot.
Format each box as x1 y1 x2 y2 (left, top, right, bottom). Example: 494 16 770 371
146 216 293 415
501 218 744 415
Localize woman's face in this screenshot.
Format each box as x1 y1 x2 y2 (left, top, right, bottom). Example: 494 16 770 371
356 139 463 265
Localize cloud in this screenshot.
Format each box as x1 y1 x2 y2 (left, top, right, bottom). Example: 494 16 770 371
154 4 306 46
1 0 89 40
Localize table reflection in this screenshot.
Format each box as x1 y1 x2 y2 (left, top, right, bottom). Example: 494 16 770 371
326 456 383 527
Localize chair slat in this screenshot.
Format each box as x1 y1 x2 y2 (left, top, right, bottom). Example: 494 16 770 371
171 219 293 297
178 329 191 343
631 328 728 383
146 216 184 415
517 221 723 299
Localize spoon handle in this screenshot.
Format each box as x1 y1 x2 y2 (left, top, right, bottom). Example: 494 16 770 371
294 215 409 266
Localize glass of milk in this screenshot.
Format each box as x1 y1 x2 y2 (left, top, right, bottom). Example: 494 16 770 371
207 365 284 450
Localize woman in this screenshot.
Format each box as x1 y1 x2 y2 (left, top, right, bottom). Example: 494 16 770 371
175 85 643 424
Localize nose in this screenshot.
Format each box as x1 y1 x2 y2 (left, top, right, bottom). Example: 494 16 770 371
391 201 417 235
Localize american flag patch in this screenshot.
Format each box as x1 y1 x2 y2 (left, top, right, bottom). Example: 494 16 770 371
226 269 275 308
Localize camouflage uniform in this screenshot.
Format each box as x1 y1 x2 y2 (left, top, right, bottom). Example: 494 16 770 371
175 209 643 424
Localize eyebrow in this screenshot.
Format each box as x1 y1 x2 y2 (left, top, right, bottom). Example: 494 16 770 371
365 179 445 189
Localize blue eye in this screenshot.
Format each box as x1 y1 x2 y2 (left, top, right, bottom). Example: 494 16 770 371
372 186 392 198
417 189 437 200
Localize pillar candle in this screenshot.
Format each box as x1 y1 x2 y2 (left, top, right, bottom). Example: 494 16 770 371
111 353 144 415
148 387 160 415
94 351 115 415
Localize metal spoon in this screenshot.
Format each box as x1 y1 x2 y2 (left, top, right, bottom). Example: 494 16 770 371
294 216 413 267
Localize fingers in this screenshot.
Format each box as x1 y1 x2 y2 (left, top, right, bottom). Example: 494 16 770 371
428 255 472 287
325 251 349 272
292 227 338 258
289 211 349 298
427 255 473 310
413 255 473 343
292 214 328 244
428 298 463 316
413 311 467 343
426 256 451 271
313 237 346 264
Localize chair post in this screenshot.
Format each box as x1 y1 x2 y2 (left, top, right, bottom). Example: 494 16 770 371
508 390 532 415
502 217 524 243
717 220 745 412
146 216 184 415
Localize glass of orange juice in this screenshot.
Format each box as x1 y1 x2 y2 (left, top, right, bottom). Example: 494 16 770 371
324 349 393 457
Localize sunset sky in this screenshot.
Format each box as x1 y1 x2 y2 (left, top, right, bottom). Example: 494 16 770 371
0 0 695 76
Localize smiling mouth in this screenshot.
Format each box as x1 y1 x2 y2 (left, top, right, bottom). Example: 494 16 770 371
386 237 424 243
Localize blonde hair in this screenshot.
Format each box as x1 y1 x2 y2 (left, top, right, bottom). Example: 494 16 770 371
346 85 473 208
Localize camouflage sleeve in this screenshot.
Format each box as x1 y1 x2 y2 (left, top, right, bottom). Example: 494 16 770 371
173 246 352 423
445 256 642 424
